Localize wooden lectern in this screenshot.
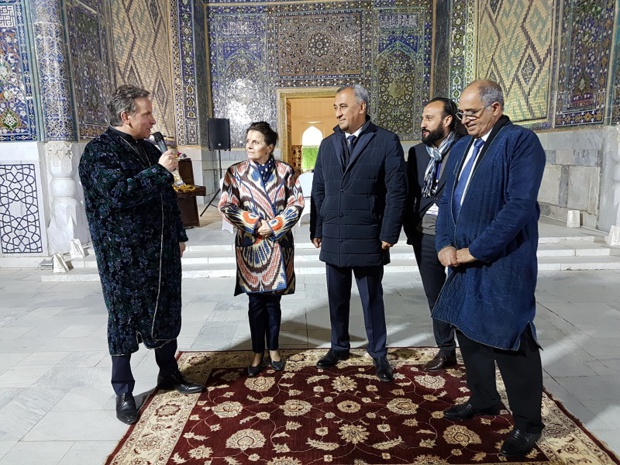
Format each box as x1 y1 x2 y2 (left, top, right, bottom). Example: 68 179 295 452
176 158 206 228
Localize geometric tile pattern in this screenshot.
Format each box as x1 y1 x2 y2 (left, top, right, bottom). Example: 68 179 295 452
0 0 37 141
275 13 363 77
268 1 373 90
30 0 76 141
110 0 175 139
208 6 271 147
449 0 476 103
554 0 615 126
169 0 199 145
191 0 209 145
372 3 431 137
476 0 555 124
208 0 433 146
0 164 43 254
612 14 620 124
65 0 112 139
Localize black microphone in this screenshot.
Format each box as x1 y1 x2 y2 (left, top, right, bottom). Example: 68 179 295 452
152 131 168 153
152 132 184 187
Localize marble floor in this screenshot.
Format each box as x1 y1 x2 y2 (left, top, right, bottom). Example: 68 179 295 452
1 230 620 463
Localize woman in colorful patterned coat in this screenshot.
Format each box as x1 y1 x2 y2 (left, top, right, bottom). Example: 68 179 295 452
219 122 304 376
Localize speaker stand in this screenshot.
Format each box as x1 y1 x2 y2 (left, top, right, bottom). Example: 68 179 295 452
200 149 223 217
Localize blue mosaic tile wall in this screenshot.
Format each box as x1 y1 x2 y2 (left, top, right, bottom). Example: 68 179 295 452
31 0 76 141
169 0 201 145
0 0 37 141
65 0 112 139
110 0 176 140
449 0 475 103
193 0 209 145
448 0 615 129
612 10 620 124
207 0 433 147
554 0 615 127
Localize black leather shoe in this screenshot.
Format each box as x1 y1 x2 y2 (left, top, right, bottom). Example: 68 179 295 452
270 357 286 371
500 428 542 457
373 356 393 382
444 402 501 420
316 350 350 369
422 352 457 371
116 393 138 425
247 363 263 377
157 372 204 394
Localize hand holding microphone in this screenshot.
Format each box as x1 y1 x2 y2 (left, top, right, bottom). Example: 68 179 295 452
152 132 185 187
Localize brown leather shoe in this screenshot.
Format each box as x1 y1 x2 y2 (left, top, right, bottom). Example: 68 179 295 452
422 352 457 371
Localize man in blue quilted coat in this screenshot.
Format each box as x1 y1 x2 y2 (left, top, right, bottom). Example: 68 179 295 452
434 80 545 457
310 84 407 382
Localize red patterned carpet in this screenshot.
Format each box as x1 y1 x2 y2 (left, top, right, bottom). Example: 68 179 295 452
106 348 620 465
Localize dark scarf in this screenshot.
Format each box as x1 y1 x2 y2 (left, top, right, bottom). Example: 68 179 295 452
422 131 456 197
256 156 275 183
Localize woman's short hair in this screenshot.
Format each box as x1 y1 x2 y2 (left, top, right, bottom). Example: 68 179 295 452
247 121 278 147
108 85 150 127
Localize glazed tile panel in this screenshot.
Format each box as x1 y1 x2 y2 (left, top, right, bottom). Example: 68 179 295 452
110 0 176 139
372 6 431 137
65 0 112 139
449 0 476 103
476 0 555 124
208 0 432 146
0 1 37 141
209 7 271 147
555 0 615 126
31 0 75 141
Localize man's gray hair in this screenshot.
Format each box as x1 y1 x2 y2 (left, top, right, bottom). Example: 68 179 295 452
337 83 370 110
108 84 150 126
478 81 504 108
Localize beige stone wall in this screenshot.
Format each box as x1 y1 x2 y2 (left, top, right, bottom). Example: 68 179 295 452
537 127 620 231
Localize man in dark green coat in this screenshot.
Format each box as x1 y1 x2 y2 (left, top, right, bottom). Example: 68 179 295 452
79 85 203 425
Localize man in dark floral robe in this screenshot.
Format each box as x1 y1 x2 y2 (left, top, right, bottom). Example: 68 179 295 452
79 85 203 425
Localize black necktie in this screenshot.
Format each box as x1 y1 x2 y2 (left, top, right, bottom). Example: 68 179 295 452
345 135 356 166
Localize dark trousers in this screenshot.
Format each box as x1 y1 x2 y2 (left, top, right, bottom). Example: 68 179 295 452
326 263 387 358
411 231 456 354
111 339 179 395
248 293 282 354
457 328 544 434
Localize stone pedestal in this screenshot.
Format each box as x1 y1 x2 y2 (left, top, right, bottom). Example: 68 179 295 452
45 142 89 254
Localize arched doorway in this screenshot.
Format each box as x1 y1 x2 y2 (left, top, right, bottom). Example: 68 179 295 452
276 87 338 169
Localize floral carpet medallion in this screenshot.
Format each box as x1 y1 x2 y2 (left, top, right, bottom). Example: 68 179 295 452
106 348 620 465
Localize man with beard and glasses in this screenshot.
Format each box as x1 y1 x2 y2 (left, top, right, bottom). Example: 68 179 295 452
404 97 466 371
435 80 545 457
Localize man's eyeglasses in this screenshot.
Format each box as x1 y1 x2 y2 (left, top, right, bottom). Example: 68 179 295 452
456 105 491 121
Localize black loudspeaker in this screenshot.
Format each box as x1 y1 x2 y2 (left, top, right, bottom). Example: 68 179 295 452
207 118 231 151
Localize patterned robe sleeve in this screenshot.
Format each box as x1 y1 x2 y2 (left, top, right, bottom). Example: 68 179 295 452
218 166 261 234
266 167 305 241
80 141 173 210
